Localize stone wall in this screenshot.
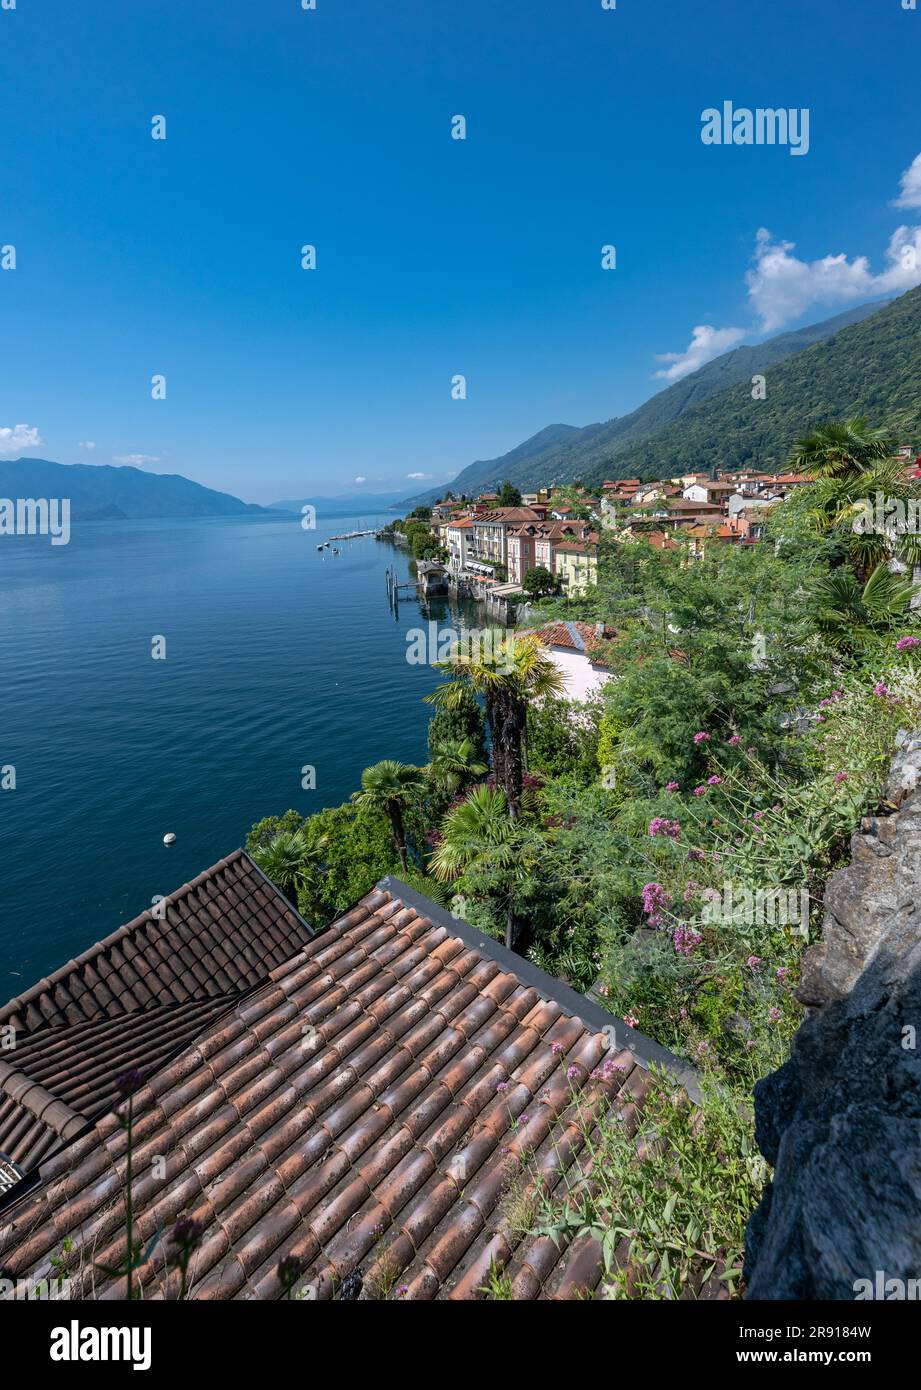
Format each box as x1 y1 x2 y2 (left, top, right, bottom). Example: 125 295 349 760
744 732 921 1299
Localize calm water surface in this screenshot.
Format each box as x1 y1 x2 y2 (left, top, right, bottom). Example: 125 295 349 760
0 512 464 984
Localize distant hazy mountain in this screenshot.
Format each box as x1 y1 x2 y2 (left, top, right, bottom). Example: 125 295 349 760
402 300 887 505
269 490 409 514
0 459 264 521
403 424 582 509
584 285 921 482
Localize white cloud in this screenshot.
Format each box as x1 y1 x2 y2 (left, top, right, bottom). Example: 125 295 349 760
406 471 429 480
657 152 921 370
746 224 921 332
654 324 746 380
354 475 366 484
894 151 921 209
0 423 44 456
113 453 159 465
78 440 96 450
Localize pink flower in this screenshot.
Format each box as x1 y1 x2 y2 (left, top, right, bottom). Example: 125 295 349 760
496 1082 508 1092
649 817 681 838
896 635 920 650
623 1013 639 1029
641 882 672 925
753 810 765 821
873 681 890 698
747 955 762 972
693 731 710 744
834 771 847 784
566 1066 580 1080
693 784 706 797
707 775 722 786
665 780 680 792
551 1042 566 1055
768 1006 782 1022
776 967 789 981
727 734 741 746
673 924 703 957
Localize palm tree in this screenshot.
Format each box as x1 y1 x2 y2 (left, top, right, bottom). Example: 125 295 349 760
813 562 913 649
424 632 564 818
251 829 326 909
431 784 519 947
790 418 895 480
426 736 489 798
351 760 425 872
799 457 921 582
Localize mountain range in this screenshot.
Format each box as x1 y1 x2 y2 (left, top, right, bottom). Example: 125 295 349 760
0 459 265 521
401 297 897 506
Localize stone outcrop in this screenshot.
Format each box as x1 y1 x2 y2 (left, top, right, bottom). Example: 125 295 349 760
744 732 921 1299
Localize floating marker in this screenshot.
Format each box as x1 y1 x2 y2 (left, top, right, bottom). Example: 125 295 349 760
163 832 176 846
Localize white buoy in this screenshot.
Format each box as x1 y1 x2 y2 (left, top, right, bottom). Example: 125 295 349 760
163 832 176 846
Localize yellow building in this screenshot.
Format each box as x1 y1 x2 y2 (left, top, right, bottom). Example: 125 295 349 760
554 539 598 596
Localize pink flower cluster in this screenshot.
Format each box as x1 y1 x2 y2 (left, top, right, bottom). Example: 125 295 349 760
896 635 920 650
590 1055 628 1082
641 881 671 926
665 780 680 792
693 731 710 745
873 681 890 698
649 817 681 838
673 924 703 958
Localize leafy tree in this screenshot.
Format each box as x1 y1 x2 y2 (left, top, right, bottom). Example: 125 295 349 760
431 784 520 947
293 802 401 924
427 736 489 798
426 684 488 767
352 760 426 871
425 633 564 817
812 562 913 650
498 480 523 507
789 417 895 479
250 829 326 909
526 695 600 782
522 565 557 598
246 809 305 855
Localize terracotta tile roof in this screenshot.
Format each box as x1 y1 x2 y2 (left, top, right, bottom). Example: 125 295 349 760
0 851 315 1170
686 523 740 540
523 620 612 656
637 530 678 550
0 874 696 1301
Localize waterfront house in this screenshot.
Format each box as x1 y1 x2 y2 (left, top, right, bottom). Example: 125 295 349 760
445 517 474 572
470 507 547 573
554 535 599 597
0 855 698 1301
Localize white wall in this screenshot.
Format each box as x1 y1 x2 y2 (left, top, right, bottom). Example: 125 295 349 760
546 646 612 702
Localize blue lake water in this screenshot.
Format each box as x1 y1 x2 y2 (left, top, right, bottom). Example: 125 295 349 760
0 511 460 986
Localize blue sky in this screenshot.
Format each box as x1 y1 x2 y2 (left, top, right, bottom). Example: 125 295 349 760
2 0 920 502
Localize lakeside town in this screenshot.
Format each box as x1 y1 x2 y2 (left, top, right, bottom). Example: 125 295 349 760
383 446 921 625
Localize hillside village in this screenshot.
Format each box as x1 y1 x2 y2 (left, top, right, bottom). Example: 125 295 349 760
397 444 920 612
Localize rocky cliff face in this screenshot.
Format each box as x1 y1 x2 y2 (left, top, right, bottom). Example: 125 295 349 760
744 733 921 1300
